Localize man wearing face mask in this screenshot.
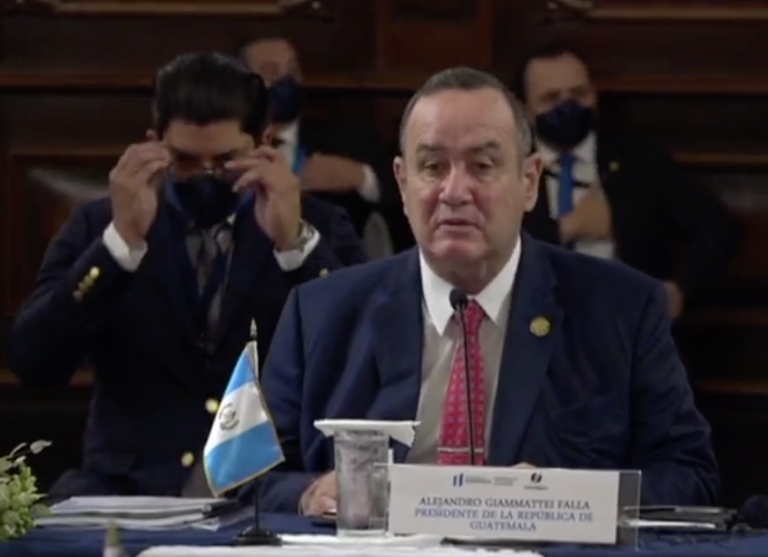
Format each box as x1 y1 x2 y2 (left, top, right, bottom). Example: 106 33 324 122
8 52 366 498
239 34 403 257
517 42 739 317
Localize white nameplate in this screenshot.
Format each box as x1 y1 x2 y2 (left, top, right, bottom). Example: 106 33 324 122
388 465 620 544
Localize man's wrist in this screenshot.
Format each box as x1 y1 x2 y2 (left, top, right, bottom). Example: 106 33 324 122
273 220 321 272
273 220 304 252
103 221 147 272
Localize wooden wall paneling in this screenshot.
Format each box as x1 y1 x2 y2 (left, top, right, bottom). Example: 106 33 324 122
691 167 768 286
0 387 92 489
499 4 768 95
0 1 377 77
2 0 326 17
589 1 768 22
606 94 768 156
374 0 496 76
3 150 115 314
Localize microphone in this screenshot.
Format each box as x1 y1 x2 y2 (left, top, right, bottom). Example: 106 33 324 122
731 495 768 532
449 288 477 465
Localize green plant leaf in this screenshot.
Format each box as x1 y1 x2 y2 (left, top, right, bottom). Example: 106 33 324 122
29 441 51 455
7 444 26 458
0 440 50 539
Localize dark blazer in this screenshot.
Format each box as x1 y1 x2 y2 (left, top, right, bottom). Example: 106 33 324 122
298 118 400 237
7 194 366 498
523 133 740 304
259 235 719 512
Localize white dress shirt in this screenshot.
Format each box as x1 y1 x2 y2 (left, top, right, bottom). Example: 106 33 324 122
406 239 522 463
537 133 615 260
277 120 381 203
103 214 319 273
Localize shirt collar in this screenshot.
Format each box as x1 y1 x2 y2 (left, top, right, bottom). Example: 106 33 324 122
277 120 300 146
419 237 522 336
536 132 596 166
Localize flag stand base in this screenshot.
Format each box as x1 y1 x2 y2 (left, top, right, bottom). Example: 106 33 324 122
233 525 282 546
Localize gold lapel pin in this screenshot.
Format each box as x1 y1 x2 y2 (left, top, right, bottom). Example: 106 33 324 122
609 161 620 173
529 316 551 337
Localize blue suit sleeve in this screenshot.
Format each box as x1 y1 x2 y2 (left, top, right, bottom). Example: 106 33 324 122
630 285 720 505
8 204 134 389
256 288 323 513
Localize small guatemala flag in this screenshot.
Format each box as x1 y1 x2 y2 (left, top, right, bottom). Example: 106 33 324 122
203 340 284 496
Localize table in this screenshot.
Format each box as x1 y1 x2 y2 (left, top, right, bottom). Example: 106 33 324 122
1 514 767 557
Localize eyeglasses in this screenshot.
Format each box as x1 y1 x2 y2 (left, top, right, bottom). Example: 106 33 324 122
168 147 251 179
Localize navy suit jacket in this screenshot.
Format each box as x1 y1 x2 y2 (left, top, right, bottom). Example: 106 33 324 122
259 234 719 512
8 194 366 498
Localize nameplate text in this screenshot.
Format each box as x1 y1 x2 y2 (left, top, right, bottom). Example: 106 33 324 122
387 465 620 544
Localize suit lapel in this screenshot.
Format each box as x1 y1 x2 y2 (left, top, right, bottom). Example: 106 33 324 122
145 206 198 346
213 205 274 349
369 250 423 462
488 235 563 466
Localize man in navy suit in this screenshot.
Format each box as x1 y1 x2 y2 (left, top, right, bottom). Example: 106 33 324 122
8 52 366 498
259 67 719 514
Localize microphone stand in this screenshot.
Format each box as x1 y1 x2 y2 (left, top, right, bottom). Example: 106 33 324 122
233 478 281 546
451 290 476 466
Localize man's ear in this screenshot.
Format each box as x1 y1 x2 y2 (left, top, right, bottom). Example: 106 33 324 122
261 125 275 147
393 156 410 215
522 152 543 212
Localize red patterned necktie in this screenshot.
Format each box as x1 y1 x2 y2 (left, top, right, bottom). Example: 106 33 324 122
437 300 486 465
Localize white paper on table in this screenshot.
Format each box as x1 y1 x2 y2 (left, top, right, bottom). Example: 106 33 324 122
50 497 221 516
139 542 544 557
314 420 419 447
37 496 243 531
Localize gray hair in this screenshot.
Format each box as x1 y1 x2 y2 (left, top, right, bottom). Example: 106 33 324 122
398 67 533 160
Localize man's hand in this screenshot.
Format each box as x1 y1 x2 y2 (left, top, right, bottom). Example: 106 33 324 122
227 146 302 251
664 281 685 319
301 153 365 194
109 134 170 249
512 462 535 469
559 187 612 244
300 471 337 516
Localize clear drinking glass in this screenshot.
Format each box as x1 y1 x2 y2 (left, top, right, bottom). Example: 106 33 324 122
334 429 390 537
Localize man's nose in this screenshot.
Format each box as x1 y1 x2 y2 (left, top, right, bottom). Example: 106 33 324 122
439 166 474 204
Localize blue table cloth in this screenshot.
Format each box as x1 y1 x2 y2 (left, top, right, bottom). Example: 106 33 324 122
0 514 766 557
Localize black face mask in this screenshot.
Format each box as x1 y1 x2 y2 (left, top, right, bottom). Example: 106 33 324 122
534 99 595 150
269 75 303 124
173 175 239 229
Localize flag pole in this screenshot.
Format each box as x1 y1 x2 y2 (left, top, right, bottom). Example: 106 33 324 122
233 326 281 546
233 480 281 546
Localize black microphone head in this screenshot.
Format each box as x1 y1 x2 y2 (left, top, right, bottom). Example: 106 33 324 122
449 288 469 311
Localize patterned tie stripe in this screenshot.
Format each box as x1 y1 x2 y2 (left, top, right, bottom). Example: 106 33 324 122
437 300 486 466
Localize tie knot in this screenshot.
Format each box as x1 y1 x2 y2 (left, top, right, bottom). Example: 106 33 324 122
202 223 232 255
458 300 485 335
559 151 576 170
